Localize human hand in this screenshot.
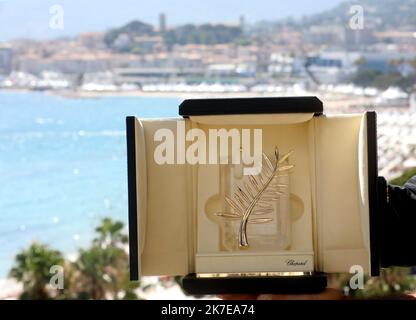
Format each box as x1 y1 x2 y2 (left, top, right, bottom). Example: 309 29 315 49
219 288 344 300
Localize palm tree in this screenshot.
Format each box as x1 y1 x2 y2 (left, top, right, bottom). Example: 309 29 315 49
9 242 64 299
9 218 140 300
72 218 139 299
72 246 112 299
93 217 128 248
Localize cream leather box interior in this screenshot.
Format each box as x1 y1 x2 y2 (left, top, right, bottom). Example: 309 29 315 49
126 97 379 282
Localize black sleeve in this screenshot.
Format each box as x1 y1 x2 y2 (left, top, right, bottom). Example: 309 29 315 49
381 176 416 267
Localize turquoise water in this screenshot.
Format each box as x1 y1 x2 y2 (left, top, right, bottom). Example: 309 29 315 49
0 91 180 276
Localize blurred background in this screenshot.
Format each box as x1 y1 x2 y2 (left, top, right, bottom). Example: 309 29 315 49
0 0 415 299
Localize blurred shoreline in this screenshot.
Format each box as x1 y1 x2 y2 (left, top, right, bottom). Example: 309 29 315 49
1 88 400 113
0 279 21 300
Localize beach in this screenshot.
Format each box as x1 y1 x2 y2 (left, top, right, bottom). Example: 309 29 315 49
53 89 381 112
0 279 21 299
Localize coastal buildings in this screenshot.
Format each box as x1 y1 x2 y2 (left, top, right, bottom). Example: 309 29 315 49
378 111 416 179
0 10 413 110
0 45 13 75
304 51 361 84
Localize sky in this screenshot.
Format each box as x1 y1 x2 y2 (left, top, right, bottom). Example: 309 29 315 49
0 0 344 41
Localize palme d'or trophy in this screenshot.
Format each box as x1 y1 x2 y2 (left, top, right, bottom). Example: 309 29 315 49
126 97 381 294
215 148 292 254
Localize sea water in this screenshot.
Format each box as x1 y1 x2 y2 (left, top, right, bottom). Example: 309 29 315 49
0 91 179 276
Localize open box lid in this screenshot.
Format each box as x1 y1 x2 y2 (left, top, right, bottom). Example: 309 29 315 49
179 96 323 116
126 97 380 280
